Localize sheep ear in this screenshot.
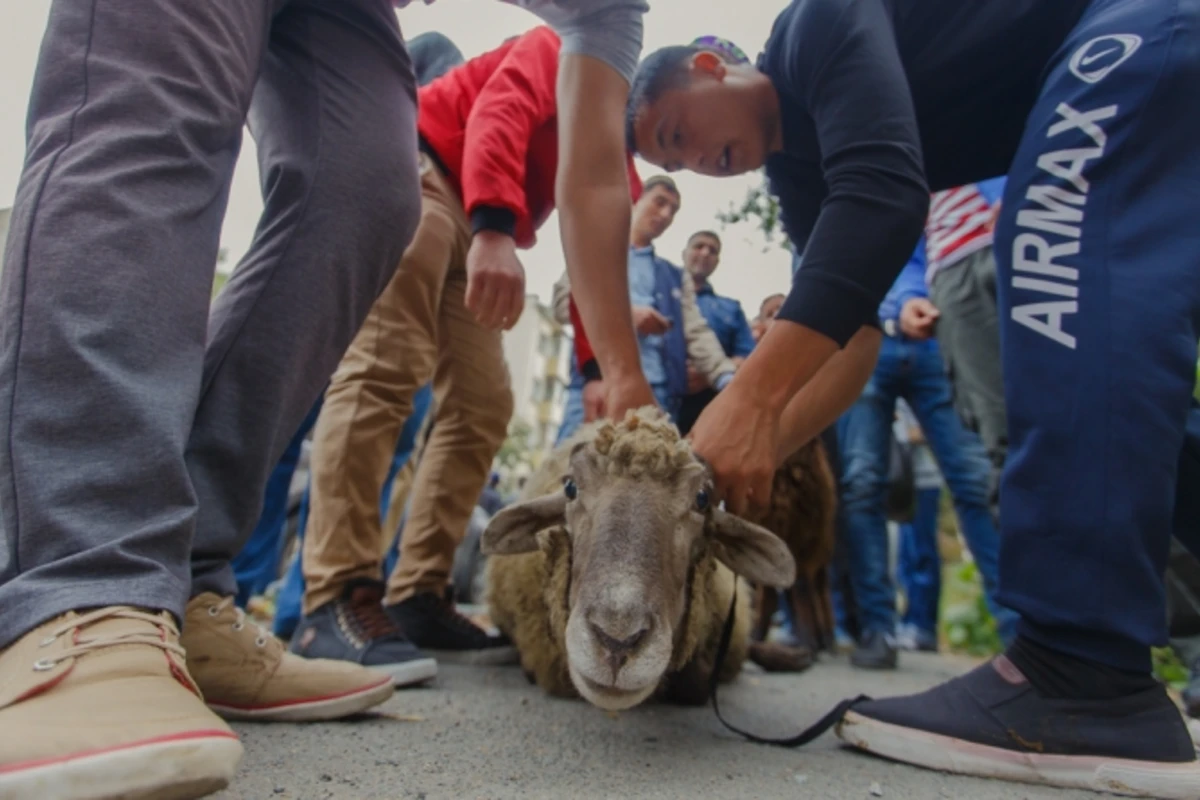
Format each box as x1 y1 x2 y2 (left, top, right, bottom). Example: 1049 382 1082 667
707 509 796 589
482 493 568 555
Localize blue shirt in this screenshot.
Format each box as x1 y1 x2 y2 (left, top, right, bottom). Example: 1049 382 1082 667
877 237 929 327
976 176 1007 207
761 0 1090 347
628 245 667 386
694 282 756 359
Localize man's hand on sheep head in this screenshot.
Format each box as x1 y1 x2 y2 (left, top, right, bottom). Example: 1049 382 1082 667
688 378 779 517
582 379 606 422
604 374 658 423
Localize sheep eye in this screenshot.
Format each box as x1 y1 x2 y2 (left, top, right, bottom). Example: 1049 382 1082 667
695 489 710 511
563 478 578 501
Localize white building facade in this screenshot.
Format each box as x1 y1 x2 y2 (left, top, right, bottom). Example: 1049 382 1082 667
501 293 571 459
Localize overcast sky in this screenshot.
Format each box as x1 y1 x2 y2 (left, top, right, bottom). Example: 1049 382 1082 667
0 1 795 315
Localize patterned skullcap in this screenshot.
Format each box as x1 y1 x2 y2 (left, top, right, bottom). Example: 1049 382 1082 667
690 35 751 65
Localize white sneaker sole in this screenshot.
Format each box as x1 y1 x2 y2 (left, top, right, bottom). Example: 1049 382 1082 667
837 710 1200 799
0 730 242 800
381 656 439 687
426 646 519 667
209 674 395 722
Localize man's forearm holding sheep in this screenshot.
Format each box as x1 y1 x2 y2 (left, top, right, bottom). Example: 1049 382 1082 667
774 326 882 464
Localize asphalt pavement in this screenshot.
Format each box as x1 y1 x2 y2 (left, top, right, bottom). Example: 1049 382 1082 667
212 650 1127 800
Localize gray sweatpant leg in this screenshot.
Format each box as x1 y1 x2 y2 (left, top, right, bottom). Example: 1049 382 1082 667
0 0 419 649
929 247 1008 473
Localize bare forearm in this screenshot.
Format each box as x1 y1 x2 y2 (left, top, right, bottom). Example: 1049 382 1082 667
775 326 882 463
555 53 642 379
728 318 841 419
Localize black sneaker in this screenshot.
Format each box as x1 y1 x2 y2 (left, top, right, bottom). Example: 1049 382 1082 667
851 629 898 670
387 590 517 666
836 654 1200 797
289 579 438 687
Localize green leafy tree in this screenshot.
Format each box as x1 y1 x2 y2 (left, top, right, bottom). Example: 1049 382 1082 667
495 418 534 472
211 247 230 300
714 172 791 252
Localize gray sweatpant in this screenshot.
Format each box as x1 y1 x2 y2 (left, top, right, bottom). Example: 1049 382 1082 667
0 0 420 649
929 247 1007 489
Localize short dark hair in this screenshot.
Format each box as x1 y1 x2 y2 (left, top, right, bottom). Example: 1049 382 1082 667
642 174 680 199
625 46 703 153
688 230 721 248
760 293 785 313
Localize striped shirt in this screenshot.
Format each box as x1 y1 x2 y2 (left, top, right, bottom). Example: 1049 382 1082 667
924 183 995 285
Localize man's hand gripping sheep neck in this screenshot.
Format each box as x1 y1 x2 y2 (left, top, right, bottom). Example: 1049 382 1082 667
555 53 656 421
690 321 880 516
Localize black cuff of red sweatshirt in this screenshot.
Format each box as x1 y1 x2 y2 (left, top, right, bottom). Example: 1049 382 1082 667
581 359 602 383
777 270 881 348
470 206 517 238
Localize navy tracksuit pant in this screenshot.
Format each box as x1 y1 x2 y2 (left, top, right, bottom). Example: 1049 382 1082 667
994 0 1200 672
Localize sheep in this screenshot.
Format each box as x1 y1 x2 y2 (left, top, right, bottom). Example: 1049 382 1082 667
482 407 797 711
742 436 839 669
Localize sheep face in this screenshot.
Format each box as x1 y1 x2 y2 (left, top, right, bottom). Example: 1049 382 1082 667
483 410 796 711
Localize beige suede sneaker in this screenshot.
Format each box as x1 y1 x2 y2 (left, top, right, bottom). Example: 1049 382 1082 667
0 607 243 800
183 593 394 722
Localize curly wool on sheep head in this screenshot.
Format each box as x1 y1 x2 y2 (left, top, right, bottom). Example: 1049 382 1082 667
482 407 795 711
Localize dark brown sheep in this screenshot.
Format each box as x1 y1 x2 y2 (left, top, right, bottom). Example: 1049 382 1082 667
743 436 839 670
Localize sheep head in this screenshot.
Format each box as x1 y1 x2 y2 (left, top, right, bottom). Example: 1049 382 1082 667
482 407 795 711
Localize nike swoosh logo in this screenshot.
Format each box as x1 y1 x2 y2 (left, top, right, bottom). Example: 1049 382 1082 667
1081 46 1120 66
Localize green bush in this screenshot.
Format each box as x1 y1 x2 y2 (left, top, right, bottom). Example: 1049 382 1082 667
1154 647 1190 691
940 561 1192 689
940 561 1003 657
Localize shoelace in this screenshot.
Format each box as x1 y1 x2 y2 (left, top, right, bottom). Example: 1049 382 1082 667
33 607 187 672
343 594 402 641
206 595 270 648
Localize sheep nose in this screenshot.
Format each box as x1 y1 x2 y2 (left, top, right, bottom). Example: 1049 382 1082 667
589 619 652 673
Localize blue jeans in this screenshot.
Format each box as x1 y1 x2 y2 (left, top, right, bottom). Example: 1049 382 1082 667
272 383 433 638
898 486 944 637
556 379 586 446
555 382 679 444
232 398 324 607
838 335 1017 642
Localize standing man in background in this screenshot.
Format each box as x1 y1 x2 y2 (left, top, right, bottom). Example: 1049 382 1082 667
924 178 1007 507
554 177 737 442
836 241 1014 670
675 230 756 435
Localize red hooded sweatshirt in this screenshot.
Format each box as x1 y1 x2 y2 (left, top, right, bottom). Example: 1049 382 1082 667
417 26 642 250
418 26 641 374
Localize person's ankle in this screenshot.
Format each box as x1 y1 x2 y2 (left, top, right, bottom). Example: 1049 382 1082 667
1005 635 1158 700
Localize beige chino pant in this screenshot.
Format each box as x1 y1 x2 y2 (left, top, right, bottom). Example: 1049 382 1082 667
302 154 513 613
